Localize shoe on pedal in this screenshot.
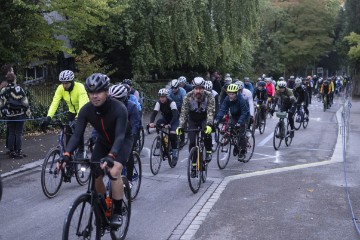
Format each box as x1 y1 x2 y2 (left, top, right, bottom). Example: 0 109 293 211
110 213 123 227
238 150 246 162
205 151 212 163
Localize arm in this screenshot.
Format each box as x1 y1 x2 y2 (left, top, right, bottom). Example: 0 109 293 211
65 105 89 153
237 96 250 125
47 85 63 118
110 104 129 156
179 94 190 128
129 104 140 135
169 101 179 125
150 102 160 123
206 92 215 125
76 83 90 117
215 97 228 122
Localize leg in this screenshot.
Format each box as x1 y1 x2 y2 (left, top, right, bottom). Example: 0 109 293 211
7 121 16 156
187 120 197 152
14 120 25 158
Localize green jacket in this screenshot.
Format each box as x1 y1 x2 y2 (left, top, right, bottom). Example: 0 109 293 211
47 82 89 118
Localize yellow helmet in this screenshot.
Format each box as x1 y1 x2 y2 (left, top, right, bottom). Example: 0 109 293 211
227 84 239 93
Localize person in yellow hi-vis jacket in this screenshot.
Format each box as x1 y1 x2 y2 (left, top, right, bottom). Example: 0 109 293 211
41 70 89 158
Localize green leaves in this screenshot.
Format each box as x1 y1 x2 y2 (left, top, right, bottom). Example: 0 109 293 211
344 32 360 61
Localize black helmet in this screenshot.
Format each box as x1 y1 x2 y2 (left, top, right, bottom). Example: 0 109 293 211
122 79 133 86
85 73 110 93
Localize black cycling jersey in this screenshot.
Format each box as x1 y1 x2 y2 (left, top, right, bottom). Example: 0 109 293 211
253 88 268 103
65 98 132 159
293 85 308 104
150 98 178 125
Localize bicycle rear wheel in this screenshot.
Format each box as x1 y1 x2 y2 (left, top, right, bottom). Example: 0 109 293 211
41 147 63 198
285 123 293 146
150 136 162 175
303 113 309 129
243 130 255 163
259 115 266 134
187 147 201 193
251 112 258 135
130 151 142 200
62 193 100 240
273 123 283 150
216 134 232 169
110 176 131 240
293 111 302 130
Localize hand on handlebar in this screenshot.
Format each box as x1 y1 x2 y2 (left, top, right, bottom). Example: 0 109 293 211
40 116 52 132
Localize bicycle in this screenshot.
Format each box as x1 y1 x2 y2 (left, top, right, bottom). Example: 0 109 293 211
62 159 131 240
133 126 145 153
294 103 309 130
147 124 179 175
273 111 293 150
251 103 266 135
266 96 274 118
217 125 255 169
323 94 328 112
125 151 142 200
213 114 229 150
183 128 208 194
41 120 91 198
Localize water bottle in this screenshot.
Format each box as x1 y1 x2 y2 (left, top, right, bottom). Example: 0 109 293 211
163 135 168 148
105 196 112 218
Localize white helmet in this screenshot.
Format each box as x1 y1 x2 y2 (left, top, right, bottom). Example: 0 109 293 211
295 78 302 86
225 73 231 78
204 81 213 91
290 76 295 79
170 79 180 88
192 77 205 87
178 76 187 84
234 81 244 90
158 88 169 96
59 70 74 82
265 77 272 83
109 84 128 100
224 77 232 84
278 81 287 88
279 77 284 81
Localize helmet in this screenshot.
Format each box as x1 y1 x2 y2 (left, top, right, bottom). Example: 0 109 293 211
257 77 262 81
109 84 127 100
295 78 302 85
85 73 110 93
313 75 317 78
122 79 133 86
244 77 250 81
262 74 266 78
224 77 232 84
279 77 284 81
204 81 213 91
192 77 205 87
178 76 187 84
258 81 266 87
59 70 74 82
290 76 295 79
234 81 244 90
225 73 231 78
158 88 169 96
170 79 180 88
278 81 287 88
265 77 272 83
227 84 239 93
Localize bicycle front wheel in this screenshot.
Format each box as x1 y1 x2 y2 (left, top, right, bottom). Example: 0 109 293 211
259 115 266 134
131 151 142 200
293 111 302 130
217 134 231 169
303 113 309 129
150 136 162 175
41 147 63 198
187 147 201 193
62 193 100 240
273 123 282 150
75 162 91 186
110 176 131 240
285 123 293 146
243 130 255 163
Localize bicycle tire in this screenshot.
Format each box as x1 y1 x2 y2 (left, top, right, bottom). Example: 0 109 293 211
150 136 162 175
187 147 201 193
273 123 282 150
110 176 131 240
130 151 142 200
303 113 309 129
323 98 327 112
293 111 302 130
285 123 293 146
243 130 255 162
62 193 101 240
259 115 266 134
41 147 63 198
0 175 2 201
139 128 145 152
251 111 258 135
200 149 207 183
216 134 232 169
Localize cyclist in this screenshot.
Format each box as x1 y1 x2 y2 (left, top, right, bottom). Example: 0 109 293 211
293 78 310 121
243 77 254 94
253 81 268 121
265 77 275 106
219 76 232 105
205 80 219 114
108 84 140 187
149 88 180 164
169 79 186 146
304 76 313 104
320 79 331 109
270 81 296 138
176 77 215 164
58 73 133 227
214 84 250 161
122 79 140 102
287 76 295 89
235 81 254 129
41 70 89 158
178 76 193 93
329 78 335 107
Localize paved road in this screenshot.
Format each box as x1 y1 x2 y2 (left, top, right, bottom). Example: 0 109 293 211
0 95 359 239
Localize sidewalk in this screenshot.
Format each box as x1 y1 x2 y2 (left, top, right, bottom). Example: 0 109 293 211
186 98 360 240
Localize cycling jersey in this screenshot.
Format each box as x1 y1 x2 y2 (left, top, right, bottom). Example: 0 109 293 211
265 82 275 97
253 88 268 104
129 94 141 111
320 83 331 95
240 88 254 117
66 98 132 164
169 87 186 111
47 82 89 118
215 94 249 125
293 85 308 105
274 88 296 109
179 90 215 128
150 98 178 125
244 82 254 94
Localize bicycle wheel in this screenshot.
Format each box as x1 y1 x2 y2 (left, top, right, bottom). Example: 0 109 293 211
41 147 63 198
259 115 266 134
139 128 145 152
130 151 142 200
216 134 232 169
110 176 131 240
0 175 2 201
303 113 309 129
62 193 101 240
285 123 293 146
273 123 283 150
251 112 258 135
243 130 255 163
150 136 162 175
323 98 327 112
293 111 302 130
200 150 207 183
187 147 201 193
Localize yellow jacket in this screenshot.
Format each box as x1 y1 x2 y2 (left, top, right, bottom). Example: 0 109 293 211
47 82 89 118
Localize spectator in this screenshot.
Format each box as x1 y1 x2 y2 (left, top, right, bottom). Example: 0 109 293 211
211 71 222 94
1 64 14 153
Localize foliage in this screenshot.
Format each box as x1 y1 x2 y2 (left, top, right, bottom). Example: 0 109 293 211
344 32 360 61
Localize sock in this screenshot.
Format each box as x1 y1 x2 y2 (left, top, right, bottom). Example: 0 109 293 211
113 199 123 214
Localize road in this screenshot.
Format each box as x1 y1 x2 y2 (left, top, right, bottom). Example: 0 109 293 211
0 97 353 240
